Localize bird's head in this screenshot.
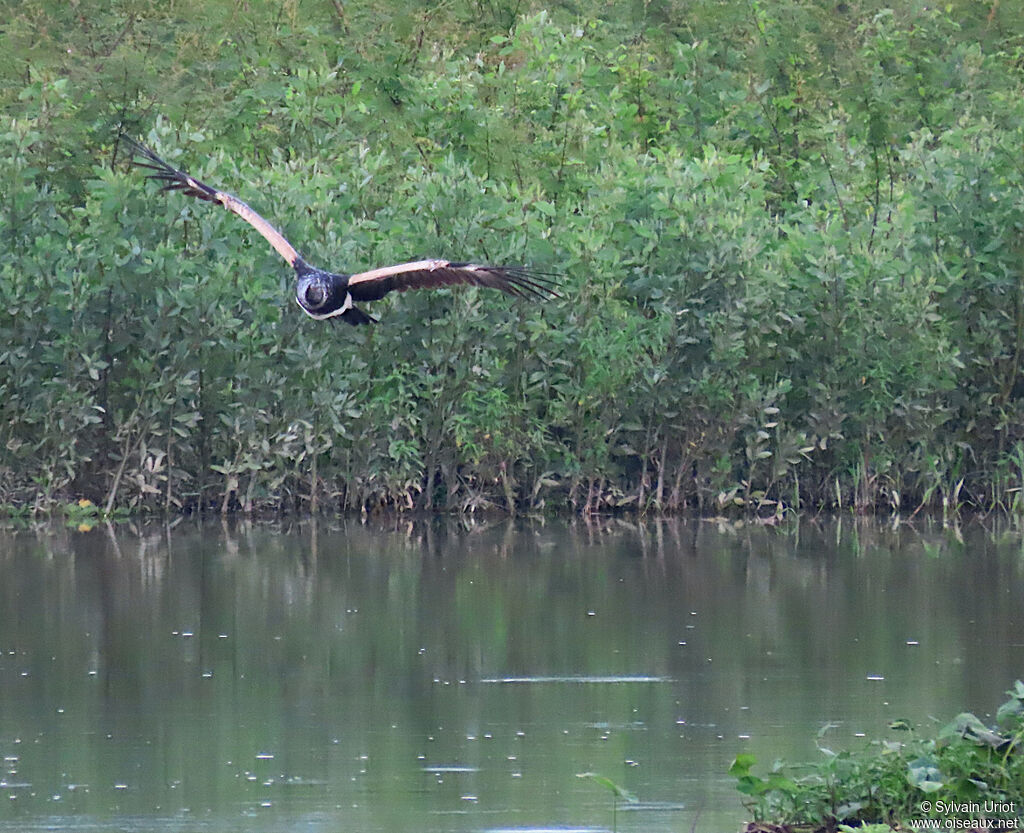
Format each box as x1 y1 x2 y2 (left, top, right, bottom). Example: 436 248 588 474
295 270 348 319
301 278 328 309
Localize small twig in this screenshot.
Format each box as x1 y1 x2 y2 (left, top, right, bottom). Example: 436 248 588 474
690 796 705 833
331 0 349 32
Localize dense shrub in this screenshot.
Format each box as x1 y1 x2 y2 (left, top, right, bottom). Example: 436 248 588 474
3 1 1024 515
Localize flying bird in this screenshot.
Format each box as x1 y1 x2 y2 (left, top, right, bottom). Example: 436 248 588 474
121 136 557 325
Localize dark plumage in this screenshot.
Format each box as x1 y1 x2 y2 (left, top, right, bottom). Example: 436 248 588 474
121 136 559 325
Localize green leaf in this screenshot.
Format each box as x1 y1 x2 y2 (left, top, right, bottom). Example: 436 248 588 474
908 757 945 793
576 772 639 803
940 713 1007 748
729 753 758 778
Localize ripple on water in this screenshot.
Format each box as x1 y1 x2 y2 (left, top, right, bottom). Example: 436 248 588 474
617 801 688 812
422 765 480 773
482 828 610 833
479 675 672 684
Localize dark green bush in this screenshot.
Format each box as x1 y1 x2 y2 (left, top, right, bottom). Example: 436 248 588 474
3 1 1024 515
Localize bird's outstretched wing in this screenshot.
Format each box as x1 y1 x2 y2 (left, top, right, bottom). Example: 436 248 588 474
346 259 559 302
121 135 301 267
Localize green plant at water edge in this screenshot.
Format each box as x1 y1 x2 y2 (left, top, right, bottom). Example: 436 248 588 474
733 682 1024 831
577 771 639 831
59 499 128 530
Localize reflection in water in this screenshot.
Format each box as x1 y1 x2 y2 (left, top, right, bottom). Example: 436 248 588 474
0 517 1022 832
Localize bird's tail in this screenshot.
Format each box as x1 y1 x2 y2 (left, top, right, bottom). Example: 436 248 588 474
340 306 377 326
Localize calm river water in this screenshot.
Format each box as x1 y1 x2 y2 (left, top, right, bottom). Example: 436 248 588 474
0 517 1022 832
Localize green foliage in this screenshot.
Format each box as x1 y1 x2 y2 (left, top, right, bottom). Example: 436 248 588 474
4 0 1024 514
734 682 1024 829
577 771 639 804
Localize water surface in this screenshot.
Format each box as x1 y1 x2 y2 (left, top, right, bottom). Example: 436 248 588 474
0 517 1022 832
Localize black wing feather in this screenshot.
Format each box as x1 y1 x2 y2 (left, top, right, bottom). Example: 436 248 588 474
120 135 220 203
